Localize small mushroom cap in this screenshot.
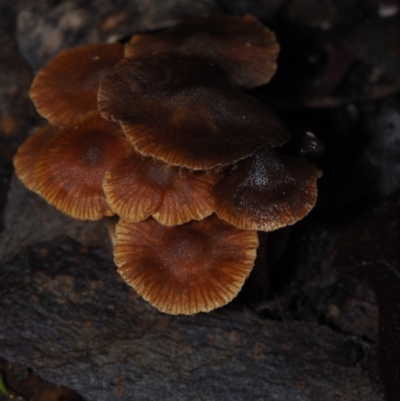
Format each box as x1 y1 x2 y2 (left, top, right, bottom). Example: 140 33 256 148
103 151 221 225
212 148 323 231
98 54 290 170
114 215 259 315
30 43 124 125
152 168 221 226
125 14 279 89
34 112 131 220
13 125 58 194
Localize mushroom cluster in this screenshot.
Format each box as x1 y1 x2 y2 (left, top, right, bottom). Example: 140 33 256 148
14 14 322 315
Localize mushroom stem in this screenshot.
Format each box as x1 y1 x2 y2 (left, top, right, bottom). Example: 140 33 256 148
103 216 119 247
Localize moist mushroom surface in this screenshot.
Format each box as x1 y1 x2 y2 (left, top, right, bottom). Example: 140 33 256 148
114 214 259 314
13 124 59 194
103 151 221 225
212 147 323 231
12 13 324 315
125 14 279 89
34 112 131 220
98 54 290 170
30 43 124 125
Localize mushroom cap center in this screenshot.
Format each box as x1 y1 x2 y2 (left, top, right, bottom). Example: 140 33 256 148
156 230 210 282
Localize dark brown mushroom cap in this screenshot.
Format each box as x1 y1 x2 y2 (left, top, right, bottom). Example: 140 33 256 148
34 112 131 220
13 125 58 194
212 148 323 231
103 151 221 225
30 43 124 125
114 215 259 314
125 14 279 89
98 54 290 170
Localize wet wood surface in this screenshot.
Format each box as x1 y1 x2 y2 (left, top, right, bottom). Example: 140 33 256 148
1 1 400 400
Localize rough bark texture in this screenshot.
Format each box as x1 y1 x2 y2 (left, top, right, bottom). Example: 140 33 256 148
334 191 400 401
0 231 381 401
0 176 111 264
16 0 221 72
1 0 400 400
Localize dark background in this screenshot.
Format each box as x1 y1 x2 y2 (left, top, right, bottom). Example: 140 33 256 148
0 1 399 400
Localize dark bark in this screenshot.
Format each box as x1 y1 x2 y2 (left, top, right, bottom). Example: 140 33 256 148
1 0 400 400
0 231 381 401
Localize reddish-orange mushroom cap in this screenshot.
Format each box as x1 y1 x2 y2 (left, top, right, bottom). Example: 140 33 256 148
114 215 259 314
125 14 279 89
103 151 221 225
212 148 323 231
13 125 58 194
34 112 131 220
98 54 290 170
152 168 221 226
30 43 124 125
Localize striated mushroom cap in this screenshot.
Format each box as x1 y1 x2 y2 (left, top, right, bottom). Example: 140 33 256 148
13 125 58 194
212 148 323 231
98 54 290 170
34 112 131 220
103 151 221 226
114 215 259 314
125 14 279 89
30 43 124 125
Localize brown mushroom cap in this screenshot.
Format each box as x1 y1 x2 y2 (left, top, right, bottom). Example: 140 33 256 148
114 215 258 314
13 125 58 194
30 43 124 125
34 112 131 220
212 148 323 231
98 54 290 170
125 14 279 89
103 151 221 226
